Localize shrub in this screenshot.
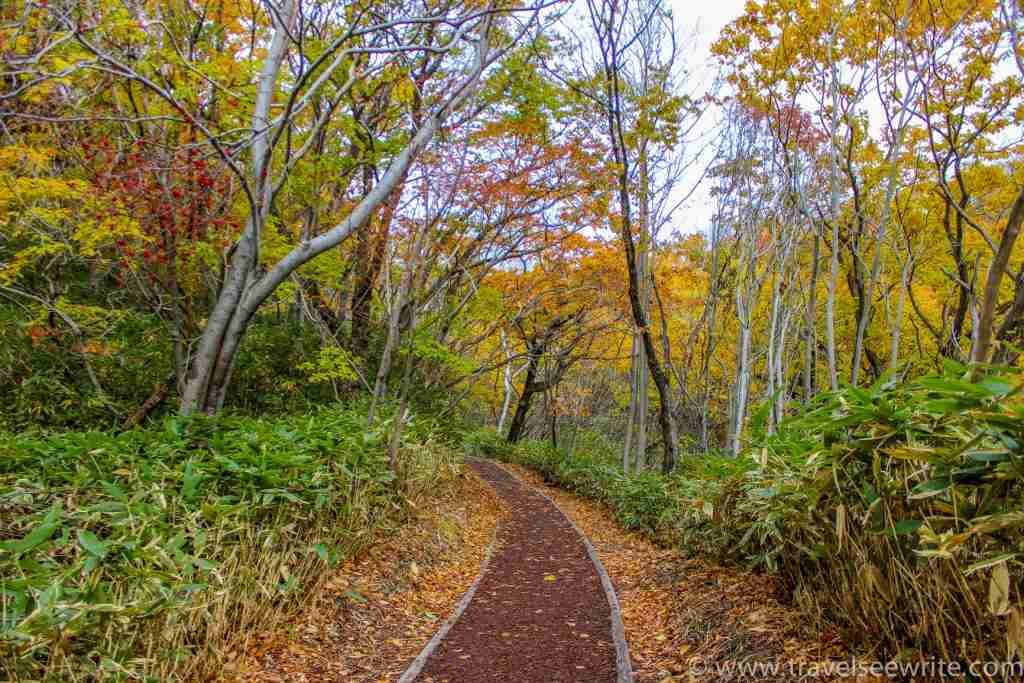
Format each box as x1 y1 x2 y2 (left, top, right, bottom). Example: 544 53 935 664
0 404 458 680
742 362 1024 665
0 302 354 431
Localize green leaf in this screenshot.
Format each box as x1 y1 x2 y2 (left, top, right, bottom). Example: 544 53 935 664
965 553 1020 576
0 502 62 555
979 377 1013 396
182 461 201 501
77 530 109 558
194 557 218 571
968 450 1010 463
890 519 923 536
908 478 950 500
313 543 330 564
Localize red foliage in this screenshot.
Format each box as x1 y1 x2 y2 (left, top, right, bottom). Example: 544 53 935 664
83 135 239 279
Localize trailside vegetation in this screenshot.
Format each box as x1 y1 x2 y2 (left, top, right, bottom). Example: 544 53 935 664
470 360 1024 664
1 403 460 680
3 0 1024 677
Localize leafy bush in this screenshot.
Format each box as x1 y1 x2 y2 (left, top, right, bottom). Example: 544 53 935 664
0 304 171 431
465 429 679 538
0 404 459 680
743 362 1024 664
0 303 349 431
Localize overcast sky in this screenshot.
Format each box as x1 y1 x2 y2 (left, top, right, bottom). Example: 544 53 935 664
664 0 748 235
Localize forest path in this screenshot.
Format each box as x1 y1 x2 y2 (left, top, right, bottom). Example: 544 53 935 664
404 459 630 682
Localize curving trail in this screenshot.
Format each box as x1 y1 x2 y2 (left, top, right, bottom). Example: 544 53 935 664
402 459 630 683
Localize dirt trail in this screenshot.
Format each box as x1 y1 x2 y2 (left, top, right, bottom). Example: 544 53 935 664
410 459 624 682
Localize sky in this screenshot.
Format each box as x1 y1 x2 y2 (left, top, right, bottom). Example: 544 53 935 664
671 0 748 62
665 0 749 235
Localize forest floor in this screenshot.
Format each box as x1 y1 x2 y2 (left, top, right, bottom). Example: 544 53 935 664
228 459 866 682
226 467 505 682
502 464 865 682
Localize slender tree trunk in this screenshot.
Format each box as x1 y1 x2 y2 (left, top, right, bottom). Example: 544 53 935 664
825 222 840 391
731 225 759 456
387 359 416 472
548 388 559 450
732 315 752 456
973 188 1024 363
765 262 781 434
889 255 912 370
622 333 638 472
804 229 820 400
700 219 723 451
776 305 792 423
497 331 515 432
634 342 648 472
634 152 651 468
825 40 841 392
507 358 539 444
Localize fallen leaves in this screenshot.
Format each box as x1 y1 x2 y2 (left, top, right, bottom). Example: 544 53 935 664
223 468 505 683
503 464 865 683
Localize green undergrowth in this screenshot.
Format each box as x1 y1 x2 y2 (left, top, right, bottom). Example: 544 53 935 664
0 402 459 681
467 361 1024 671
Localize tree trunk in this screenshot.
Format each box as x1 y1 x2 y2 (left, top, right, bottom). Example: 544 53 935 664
634 341 649 472
548 389 559 450
622 333 639 471
973 188 1024 364
776 305 792 423
765 262 781 434
889 255 911 370
824 41 841 393
178 10 496 414
700 217 723 451
732 238 757 456
506 356 539 444
732 315 752 456
497 331 515 432
387 350 417 472
634 151 651 468
804 229 820 400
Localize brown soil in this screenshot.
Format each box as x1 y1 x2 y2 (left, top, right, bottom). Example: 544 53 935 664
416 459 618 682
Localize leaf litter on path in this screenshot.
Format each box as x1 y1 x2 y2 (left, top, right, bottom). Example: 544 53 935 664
223 468 505 683
502 464 877 683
